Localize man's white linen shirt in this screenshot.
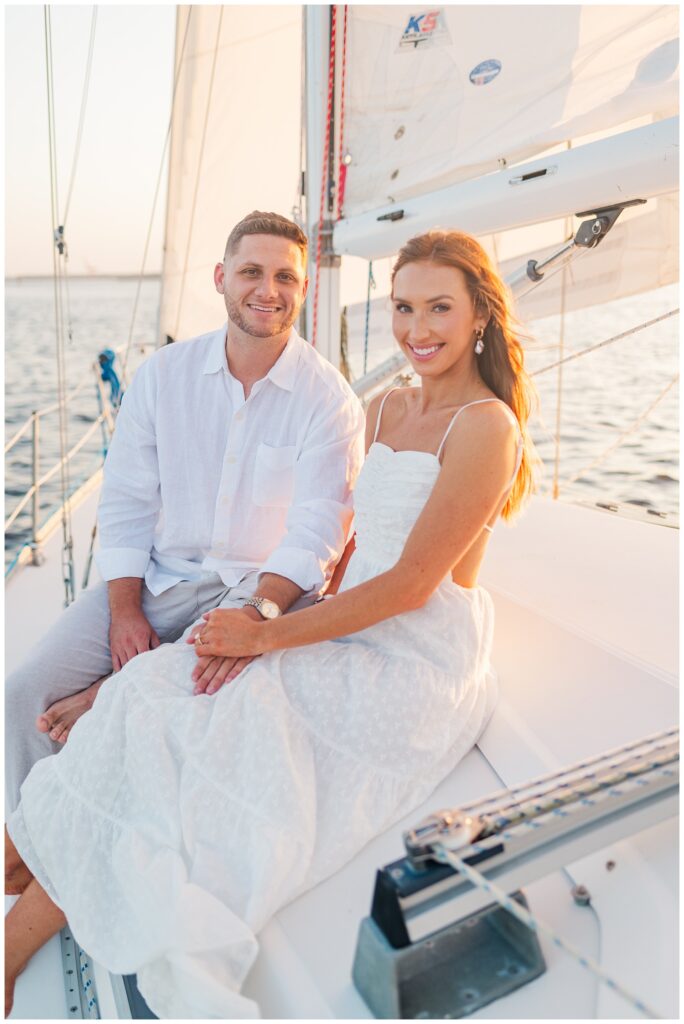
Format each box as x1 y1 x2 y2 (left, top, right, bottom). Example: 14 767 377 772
96 326 365 596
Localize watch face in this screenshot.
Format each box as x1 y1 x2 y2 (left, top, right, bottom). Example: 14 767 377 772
260 599 280 619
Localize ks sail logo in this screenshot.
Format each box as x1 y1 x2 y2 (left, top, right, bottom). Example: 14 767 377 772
399 10 448 50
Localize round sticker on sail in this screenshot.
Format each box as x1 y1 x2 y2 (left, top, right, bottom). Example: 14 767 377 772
469 60 502 86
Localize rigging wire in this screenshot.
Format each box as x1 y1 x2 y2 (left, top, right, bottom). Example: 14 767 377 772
121 5 194 378
44 5 75 606
311 4 337 349
62 5 97 227
531 309 679 378
171 5 224 346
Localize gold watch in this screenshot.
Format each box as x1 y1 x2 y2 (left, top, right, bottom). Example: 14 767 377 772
243 596 282 620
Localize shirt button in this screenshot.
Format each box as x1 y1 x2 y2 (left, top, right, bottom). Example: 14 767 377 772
235 410 244 421
221 495 231 506
225 455 236 464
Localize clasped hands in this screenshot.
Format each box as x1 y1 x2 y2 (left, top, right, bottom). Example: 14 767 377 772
186 607 268 696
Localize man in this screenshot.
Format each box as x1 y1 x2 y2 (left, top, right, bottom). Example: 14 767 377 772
6 211 365 811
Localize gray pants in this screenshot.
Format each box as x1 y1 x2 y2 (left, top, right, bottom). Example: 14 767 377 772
5 572 260 812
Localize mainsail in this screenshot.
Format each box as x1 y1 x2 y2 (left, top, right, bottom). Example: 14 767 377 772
336 5 678 320
160 5 678 345
341 5 678 216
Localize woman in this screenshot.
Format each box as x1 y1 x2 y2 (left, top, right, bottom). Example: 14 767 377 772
6 230 536 1018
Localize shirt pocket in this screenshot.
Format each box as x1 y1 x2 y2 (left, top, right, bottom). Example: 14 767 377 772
252 443 297 508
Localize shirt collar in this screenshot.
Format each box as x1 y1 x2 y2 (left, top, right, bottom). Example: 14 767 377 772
202 325 230 375
202 324 301 393
264 330 301 392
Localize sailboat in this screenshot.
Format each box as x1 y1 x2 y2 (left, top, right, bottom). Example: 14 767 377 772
6 4 678 1019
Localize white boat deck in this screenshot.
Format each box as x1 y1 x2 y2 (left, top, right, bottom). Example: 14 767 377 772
6 492 678 1019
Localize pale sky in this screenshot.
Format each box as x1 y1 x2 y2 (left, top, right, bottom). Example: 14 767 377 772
5 5 176 277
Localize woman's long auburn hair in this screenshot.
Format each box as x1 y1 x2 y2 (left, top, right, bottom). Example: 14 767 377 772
391 230 537 520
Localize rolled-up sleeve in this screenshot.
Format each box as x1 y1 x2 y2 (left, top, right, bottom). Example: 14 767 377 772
259 391 365 593
95 360 161 581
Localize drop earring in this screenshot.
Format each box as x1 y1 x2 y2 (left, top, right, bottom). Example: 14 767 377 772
474 327 485 355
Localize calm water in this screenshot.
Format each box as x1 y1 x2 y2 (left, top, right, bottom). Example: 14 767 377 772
5 277 679 566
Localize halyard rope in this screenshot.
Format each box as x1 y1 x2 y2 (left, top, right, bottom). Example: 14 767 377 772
336 5 349 219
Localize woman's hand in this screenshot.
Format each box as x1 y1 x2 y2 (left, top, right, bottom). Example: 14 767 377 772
189 608 269 660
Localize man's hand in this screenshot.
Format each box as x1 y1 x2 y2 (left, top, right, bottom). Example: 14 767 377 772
110 610 160 672
186 605 264 696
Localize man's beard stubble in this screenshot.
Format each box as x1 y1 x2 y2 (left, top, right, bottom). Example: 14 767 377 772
224 294 298 340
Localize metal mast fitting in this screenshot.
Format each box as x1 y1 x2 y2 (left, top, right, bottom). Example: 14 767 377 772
509 198 647 298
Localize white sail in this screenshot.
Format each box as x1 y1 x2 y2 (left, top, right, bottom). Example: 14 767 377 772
160 5 303 343
334 5 679 327
160 4 678 344
341 5 679 217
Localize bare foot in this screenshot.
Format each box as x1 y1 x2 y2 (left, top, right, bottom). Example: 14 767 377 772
5 958 24 1017
5 828 33 897
35 677 108 745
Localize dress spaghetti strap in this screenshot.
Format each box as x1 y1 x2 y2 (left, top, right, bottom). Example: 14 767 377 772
373 388 398 443
436 399 524 536
436 398 521 468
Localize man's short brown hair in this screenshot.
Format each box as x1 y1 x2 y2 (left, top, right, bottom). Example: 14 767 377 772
224 211 308 263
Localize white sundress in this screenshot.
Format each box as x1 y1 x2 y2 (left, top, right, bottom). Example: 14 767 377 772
9 398 520 1019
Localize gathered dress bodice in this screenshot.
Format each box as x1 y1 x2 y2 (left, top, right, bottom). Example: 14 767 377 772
342 441 443 581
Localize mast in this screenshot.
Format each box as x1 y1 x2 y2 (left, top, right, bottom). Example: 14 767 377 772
304 5 341 367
